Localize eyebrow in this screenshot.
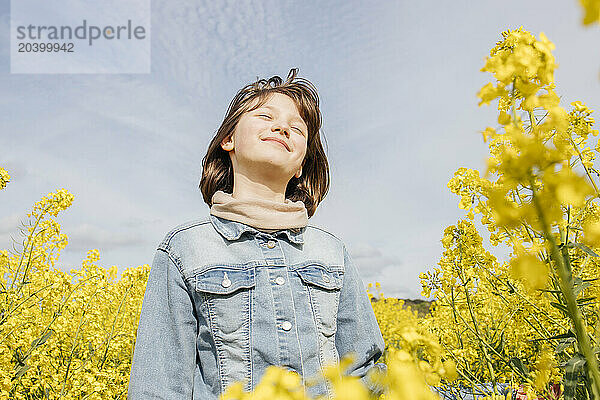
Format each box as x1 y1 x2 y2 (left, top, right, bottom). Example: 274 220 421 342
258 105 306 126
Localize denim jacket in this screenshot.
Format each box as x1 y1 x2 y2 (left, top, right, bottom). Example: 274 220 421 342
127 214 386 399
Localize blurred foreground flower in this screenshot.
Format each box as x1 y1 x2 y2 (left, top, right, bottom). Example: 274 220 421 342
579 0 600 25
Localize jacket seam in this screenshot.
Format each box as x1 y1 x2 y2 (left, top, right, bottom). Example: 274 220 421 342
305 285 331 398
155 244 192 290
160 218 212 247
244 289 252 392
190 261 261 275
305 224 344 244
203 292 227 394
249 287 254 391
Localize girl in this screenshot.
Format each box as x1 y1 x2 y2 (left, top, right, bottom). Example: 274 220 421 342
127 68 386 400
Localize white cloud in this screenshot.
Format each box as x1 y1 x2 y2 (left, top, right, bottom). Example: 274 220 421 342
344 241 416 298
0 213 24 235
65 223 150 251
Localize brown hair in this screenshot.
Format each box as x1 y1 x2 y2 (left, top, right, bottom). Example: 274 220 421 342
199 68 329 218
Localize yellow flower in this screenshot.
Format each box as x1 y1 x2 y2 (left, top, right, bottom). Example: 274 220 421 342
583 219 600 247
532 348 555 392
543 167 594 207
441 360 458 382
487 187 523 229
508 252 549 292
579 0 600 25
384 350 439 400
482 127 497 143
0 168 10 190
498 111 512 126
477 83 508 106
331 378 369 400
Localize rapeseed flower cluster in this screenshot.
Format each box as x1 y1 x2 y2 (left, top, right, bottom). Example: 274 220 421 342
427 25 600 399
368 284 457 387
0 173 151 399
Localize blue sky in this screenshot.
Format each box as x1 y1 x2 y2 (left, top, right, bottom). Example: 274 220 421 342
1 0 600 298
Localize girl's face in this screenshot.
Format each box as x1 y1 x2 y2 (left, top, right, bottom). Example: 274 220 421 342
221 92 309 184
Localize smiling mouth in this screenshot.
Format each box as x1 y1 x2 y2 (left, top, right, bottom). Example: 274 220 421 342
262 138 290 151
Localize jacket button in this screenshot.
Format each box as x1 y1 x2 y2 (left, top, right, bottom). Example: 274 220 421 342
275 276 285 285
281 321 292 331
266 240 276 248
221 272 231 288
322 275 330 283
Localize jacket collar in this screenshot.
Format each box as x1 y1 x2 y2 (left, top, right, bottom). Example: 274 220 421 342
209 214 304 244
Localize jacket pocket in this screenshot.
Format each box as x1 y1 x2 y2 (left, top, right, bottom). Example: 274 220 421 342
295 264 343 338
195 266 256 295
295 264 343 290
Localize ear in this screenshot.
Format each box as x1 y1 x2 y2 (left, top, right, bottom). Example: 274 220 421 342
221 135 234 152
295 167 302 179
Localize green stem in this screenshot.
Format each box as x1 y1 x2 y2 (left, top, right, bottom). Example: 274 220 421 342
529 176 600 399
454 245 498 394
568 136 600 196
450 286 465 349
9 212 45 292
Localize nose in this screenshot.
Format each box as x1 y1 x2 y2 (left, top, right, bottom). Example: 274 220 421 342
271 120 290 138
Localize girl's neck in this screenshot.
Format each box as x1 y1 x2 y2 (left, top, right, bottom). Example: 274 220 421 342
229 170 291 204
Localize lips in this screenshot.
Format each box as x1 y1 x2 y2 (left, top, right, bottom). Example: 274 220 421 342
262 137 290 151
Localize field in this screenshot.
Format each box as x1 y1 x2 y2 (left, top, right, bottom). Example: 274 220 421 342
3 8 600 399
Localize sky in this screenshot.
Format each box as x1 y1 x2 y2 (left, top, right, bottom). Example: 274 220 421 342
1 0 600 299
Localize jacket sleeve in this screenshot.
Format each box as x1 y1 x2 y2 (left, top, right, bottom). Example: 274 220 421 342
128 245 210 399
335 244 387 395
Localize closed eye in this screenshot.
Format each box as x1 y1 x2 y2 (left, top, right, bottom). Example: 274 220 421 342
258 114 272 119
292 127 304 134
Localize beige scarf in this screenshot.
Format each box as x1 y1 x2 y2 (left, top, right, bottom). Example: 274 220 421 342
210 190 308 232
